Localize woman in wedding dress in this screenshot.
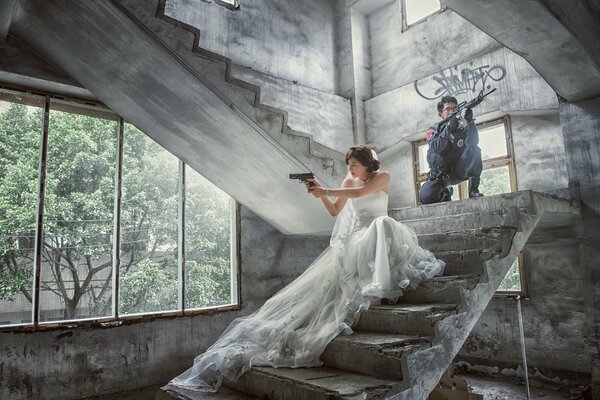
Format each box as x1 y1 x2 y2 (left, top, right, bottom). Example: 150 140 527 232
168 145 445 392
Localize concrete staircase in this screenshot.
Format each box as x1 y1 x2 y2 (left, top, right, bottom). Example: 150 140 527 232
113 0 347 190
9 0 347 235
158 191 580 400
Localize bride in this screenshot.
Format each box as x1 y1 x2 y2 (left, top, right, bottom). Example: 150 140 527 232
167 145 445 392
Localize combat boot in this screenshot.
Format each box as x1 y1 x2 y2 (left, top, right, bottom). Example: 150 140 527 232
468 176 484 198
441 186 453 202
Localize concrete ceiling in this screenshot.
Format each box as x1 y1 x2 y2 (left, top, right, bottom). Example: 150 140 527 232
0 0 18 40
442 0 600 102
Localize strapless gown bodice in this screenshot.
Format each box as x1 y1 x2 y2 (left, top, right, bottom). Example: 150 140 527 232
351 191 389 229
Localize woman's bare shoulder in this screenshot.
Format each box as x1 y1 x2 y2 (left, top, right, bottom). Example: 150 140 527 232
374 171 390 180
342 176 355 187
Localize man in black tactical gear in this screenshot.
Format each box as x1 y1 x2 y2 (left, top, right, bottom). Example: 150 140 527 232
419 95 484 204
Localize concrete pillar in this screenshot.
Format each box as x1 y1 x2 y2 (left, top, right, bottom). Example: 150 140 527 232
333 0 371 145
559 97 600 399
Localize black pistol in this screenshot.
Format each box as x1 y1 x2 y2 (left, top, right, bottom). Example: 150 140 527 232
289 172 315 187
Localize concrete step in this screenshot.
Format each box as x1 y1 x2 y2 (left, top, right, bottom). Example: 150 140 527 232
417 227 516 254
400 274 481 304
389 191 534 222
354 303 457 336
395 207 520 235
228 365 395 400
321 332 431 380
435 249 485 276
158 383 260 400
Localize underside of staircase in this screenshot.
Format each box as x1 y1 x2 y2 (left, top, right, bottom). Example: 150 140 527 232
9 0 347 235
158 191 580 400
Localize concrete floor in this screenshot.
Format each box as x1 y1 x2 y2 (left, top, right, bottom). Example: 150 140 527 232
456 373 581 400
83 385 163 400
81 374 582 400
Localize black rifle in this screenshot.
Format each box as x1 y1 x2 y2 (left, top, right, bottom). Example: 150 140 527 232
438 88 497 131
289 172 316 187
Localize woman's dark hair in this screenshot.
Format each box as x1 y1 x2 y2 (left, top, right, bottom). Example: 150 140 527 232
345 145 380 173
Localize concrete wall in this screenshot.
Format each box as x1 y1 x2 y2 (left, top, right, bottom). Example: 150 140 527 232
458 243 590 385
230 65 353 153
164 0 336 93
454 99 598 389
512 114 569 192
0 207 330 400
360 1 594 386
366 47 558 151
559 98 600 394
164 0 354 153
368 1 500 97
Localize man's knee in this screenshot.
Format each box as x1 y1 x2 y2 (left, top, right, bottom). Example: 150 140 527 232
419 190 437 204
420 180 444 204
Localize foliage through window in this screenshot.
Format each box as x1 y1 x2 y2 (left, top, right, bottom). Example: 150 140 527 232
413 117 525 295
0 90 238 328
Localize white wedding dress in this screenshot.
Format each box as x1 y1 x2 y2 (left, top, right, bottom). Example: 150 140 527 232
168 190 444 392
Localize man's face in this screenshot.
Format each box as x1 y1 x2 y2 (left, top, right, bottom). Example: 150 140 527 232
438 101 457 120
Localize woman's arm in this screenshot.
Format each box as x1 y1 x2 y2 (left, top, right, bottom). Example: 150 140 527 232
312 177 353 217
310 172 389 199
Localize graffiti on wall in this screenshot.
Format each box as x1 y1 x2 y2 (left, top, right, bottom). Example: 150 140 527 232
414 63 506 100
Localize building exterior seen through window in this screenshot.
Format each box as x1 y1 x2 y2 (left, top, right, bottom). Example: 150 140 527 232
403 0 441 28
0 89 238 328
413 117 526 295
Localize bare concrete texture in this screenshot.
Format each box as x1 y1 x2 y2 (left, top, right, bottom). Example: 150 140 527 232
238 208 329 310
354 303 458 337
366 46 559 151
347 7 371 145
229 65 353 153
560 98 600 214
539 1 600 78
0 0 17 39
0 35 95 99
87 385 163 399
114 0 348 189
455 372 573 400
378 141 415 208
511 114 569 193
158 384 260 400
368 2 501 97
0 206 329 400
321 332 431 380
443 0 600 102
9 0 338 235
229 365 395 400
333 0 355 99
559 97 600 397
163 0 337 94
458 243 589 385
384 192 580 399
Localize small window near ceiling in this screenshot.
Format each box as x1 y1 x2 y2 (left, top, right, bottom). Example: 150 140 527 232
403 0 441 28
214 0 240 11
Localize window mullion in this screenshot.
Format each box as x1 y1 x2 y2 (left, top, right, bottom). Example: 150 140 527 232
31 96 50 327
178 162 186 311
112 118 124 319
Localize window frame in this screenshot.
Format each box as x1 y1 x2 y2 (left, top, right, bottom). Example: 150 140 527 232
412 115 528 297
401 0 445 32
0 83 240 332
